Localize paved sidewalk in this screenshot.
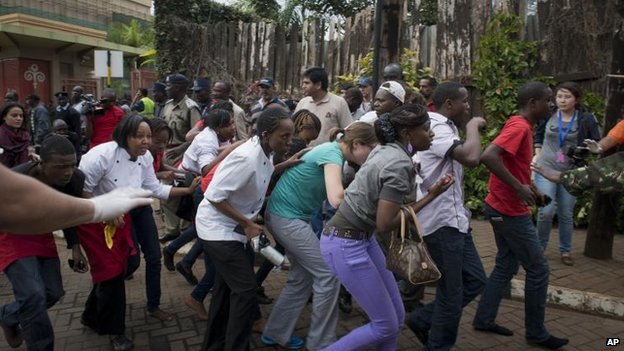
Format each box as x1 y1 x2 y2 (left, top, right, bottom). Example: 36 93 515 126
470 221 624 300
1 220 624 350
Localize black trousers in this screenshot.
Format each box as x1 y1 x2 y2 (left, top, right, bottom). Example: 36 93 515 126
82 273 126 335
201 240 259 351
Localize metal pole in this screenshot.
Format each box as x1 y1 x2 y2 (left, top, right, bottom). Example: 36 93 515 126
372 0 384 94
106 50 112 88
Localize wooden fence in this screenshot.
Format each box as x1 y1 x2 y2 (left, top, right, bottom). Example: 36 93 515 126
159 9 429 98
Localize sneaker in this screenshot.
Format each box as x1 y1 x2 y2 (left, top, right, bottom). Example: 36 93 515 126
184 295 208 321
110 334 134 351
0 322 22 348
561 253 574 266
175 262 198 285
260 335 304 350
162 247 175 271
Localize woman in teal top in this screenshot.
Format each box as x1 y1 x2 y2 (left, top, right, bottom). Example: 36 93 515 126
260 122 378 350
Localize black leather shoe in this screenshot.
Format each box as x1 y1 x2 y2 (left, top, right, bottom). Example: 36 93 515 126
175 262 198 285
162 248 175 272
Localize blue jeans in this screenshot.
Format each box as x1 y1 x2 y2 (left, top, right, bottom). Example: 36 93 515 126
533 172 577 253
473 204 550 343
408 227 486 351
191 251 217 302
0 257 64 351
320 232 404 351
127 205 162 311
165 224 203 268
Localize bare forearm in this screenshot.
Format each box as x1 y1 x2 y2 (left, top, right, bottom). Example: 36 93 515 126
0 167 94 233
210 200 254 227
411 192 437 214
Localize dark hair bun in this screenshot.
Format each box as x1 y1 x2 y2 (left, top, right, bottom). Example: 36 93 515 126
374 114 397 144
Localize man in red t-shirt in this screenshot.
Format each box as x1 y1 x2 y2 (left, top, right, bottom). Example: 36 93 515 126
473 82 569 350
87 88 124 149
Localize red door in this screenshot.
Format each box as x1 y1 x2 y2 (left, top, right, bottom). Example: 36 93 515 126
0 58 50 105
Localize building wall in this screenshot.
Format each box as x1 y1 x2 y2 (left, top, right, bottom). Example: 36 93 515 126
1 0 151 30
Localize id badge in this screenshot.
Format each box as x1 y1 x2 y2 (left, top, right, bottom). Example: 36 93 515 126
556 150 565 163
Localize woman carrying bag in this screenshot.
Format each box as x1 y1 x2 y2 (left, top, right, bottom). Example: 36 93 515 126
319 104 453 351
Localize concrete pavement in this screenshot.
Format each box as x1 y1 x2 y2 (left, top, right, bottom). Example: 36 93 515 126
1 220 624 350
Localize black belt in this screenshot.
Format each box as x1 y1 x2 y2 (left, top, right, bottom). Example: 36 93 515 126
322 226 370 240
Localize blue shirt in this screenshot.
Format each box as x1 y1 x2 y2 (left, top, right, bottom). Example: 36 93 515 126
268 142 344 221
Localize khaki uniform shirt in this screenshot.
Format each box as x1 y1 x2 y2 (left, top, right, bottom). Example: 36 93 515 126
231 99 250 141
161 95 202 146
295 92 353 146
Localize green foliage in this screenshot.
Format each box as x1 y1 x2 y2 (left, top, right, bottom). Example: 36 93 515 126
356 49 433 91
276 0 373 28
332 74 358 94
473 13 552 124
278 0 305 28
235 0 280 22
418 0 438 26
583 91 606 125
107 19 154 48
301 0 374 18
173 0 256 23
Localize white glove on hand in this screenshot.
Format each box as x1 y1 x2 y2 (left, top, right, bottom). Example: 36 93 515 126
89 188 153 223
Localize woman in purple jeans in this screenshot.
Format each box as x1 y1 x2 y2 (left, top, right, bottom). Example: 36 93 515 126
320 104 453 350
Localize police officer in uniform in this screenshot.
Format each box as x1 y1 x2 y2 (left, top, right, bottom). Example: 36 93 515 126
53 91 81 137
159 74 201 242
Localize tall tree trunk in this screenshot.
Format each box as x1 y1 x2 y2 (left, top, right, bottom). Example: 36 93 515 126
378 0 404 78
436 0 472 80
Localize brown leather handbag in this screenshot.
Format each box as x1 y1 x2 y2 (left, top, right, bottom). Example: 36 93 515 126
385 205 441 285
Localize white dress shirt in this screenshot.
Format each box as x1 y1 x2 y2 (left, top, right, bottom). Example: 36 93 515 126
180 128 230 174
195 137 274 243
79 141 172 199
414 112 470 236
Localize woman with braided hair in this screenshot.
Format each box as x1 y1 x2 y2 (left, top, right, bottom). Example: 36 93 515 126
319 104 454 351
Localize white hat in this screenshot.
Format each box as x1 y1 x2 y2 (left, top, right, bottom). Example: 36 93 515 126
378 81 406 103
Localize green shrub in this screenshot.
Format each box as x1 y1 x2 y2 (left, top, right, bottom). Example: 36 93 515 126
469 13 552 218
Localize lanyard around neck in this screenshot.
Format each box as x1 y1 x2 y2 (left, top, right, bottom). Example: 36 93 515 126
557 110 576 147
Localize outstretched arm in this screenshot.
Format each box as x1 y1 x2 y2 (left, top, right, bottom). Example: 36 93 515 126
0 164 152 233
